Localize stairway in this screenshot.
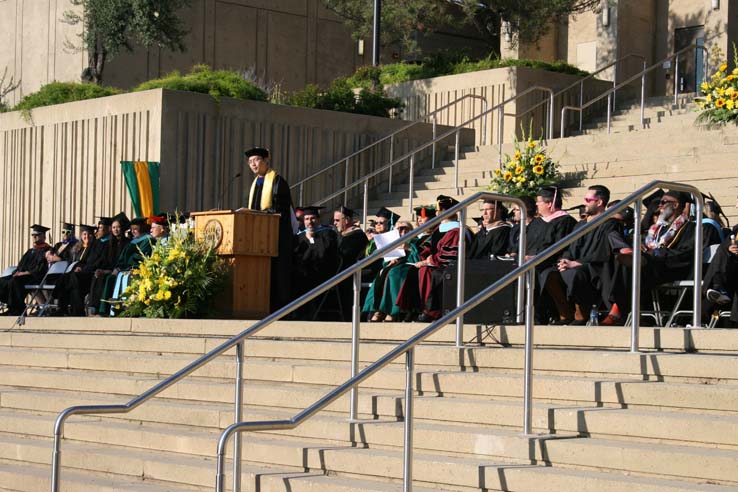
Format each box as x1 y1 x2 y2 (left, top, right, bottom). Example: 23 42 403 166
372 95 738 226
2 317 738 491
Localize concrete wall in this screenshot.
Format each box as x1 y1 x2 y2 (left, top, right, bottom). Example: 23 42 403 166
0 89 468 268
385 66 612 144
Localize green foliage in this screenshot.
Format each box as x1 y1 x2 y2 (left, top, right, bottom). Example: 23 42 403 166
286 78 402 117
13 82 121 111
122 225 228 319
0 67 20 112
347 53 587 87
133 65 268 102
489 134 562 199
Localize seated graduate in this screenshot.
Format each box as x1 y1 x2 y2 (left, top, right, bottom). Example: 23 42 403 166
47 222 78 263
96 217 113 242
90 217 154 316
363 220 418 322
54 224 105 315
703 193 738 324
506 196 536 256
468 199 512 260
333 205 369 319
396 195 470 322
543 185 619 325
362 207 400 284
150 214 171 246
244 146 295 312
0 225 52 316
292 206 339 313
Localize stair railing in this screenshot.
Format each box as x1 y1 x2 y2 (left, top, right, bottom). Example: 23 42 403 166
561 44 709 137
515 53 646 133
214 180 704 492
290 93 488 206
310 85 554 225
50 191 531 492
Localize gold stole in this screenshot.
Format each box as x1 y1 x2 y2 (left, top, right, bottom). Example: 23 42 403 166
248 168 277 210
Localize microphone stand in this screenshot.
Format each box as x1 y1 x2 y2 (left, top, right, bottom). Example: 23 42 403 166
216 172 242 210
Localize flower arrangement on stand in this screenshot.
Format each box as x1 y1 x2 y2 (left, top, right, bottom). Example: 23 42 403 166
121 222 227 319
489 136 561 198
695 49 738 127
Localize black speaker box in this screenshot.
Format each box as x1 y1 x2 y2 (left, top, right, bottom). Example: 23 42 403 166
442 258 518 325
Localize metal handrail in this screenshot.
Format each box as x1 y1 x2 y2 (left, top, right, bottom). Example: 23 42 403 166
291 93 488 204
515 53 647 131
561 44 709 137
310 85 555 224
50 190 530 492
214 180 704 492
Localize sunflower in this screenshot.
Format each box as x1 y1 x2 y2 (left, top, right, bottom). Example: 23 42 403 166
716 98 727 108
533 165 544 175
731 92 738 100
533 154 545 164
494 168 502 176
513 151 521 160
503 171 513 182
728 99 736 110
515 165 524 175
720 63 728 72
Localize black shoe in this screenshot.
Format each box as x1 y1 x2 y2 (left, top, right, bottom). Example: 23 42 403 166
550 318 573 325
417 313 437 323
706 288 731 305
570 319 587 326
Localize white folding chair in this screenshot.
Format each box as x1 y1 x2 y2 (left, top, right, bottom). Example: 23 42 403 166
19 261 71 320
0 266 17 313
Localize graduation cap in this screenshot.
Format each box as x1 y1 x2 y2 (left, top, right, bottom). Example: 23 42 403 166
413 205 436 219
301 206 325 217
663 190 693 205
78 224 97 235
376 207 400 226
60 222 75 233
149 214 169 227
30 224 50 234
337 205 355 218
130 217 149 227
642 189 664 207
111 212 131 230
436 195 459 212
97 216 113 227
244 147 270 159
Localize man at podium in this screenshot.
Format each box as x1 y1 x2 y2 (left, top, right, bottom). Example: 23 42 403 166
245 147 295 311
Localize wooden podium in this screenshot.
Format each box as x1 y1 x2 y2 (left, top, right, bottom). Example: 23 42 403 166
191 210 280 319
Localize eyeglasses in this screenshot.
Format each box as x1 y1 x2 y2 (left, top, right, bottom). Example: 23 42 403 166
659 200 678 206
583 197 599 203
62 230 72 234
375 220 387 225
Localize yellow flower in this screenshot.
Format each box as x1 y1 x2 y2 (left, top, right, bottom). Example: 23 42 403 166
701 81 710 92
164 290 172 300
507 161 516 169
494 168 502 176
731 92 738 100
726 74 736 81
515 165 524 175
527 141 537 149
517 176 526 183
533 154 545 164
715 98 726 108
727 99 735 110
720 63 728 72
533 165 544 175
513 151 521 160
717 87 726 96
706 94 713 102
503 171 513 182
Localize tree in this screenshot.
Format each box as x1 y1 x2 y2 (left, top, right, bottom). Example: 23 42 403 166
0 67 21 112
321 0 601 56
63 0 190 85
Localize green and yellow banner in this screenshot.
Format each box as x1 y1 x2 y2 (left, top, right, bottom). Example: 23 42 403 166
121 161 161 218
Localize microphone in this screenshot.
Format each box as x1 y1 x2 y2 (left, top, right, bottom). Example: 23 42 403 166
216 172 242 210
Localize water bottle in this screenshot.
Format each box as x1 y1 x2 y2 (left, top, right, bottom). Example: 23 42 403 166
588 305 599 326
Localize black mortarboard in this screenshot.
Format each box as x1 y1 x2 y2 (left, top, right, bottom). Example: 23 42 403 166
78 224 96 235
642 189 664 207
97 216 113 227
376 207 400 225
337 206 355 218
60 222 75 232
302 206 325 217
436 195 459 212
413 205 436 219
664 190 693 204
130 217 148 227
244 147 270 159
149 214 169 226
30 224 50 234
111 212 130 229
537 186 558 199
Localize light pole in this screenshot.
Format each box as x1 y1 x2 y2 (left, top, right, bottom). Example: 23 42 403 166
372 0 381 66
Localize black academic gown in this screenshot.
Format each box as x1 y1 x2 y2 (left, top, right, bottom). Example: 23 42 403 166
292 226 339 318
703 231 738 323
337 228 369 319
469 223 512 260
250 172 294 312
52 239 78 262
0 243 51 315
55 241 105 315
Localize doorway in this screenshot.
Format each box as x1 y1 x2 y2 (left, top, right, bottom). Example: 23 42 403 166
674 26 705 93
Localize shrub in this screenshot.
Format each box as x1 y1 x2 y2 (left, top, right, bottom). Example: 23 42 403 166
286 78 402 117
13 82 122 111
133 64 268 102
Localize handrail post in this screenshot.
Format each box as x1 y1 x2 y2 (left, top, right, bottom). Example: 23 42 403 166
349 271 361 421
363 180 369 228
674 55 680 105
233 342 245 492
692 194 703 328
454 131 460 190
408 154 416 215
51 426 62 492
431 116 436 169
522 269 536 435
402 348 415 492
606 93 612 134
344 157 350 204
630 199 643 352
640 61 646 128
612 63 618 110
561 108 567 139
455 207 467 347
389 137 394 192
298 184 304 210
497 107 503 167
579 82 584 132
481 99 488 146
548 91 554 141
516 207 527 325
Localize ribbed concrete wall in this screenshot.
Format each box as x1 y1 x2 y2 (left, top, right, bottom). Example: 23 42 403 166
0 89 469 269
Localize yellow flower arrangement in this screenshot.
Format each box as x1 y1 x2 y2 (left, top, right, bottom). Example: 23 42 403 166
489 135 561 198
695 47 738 127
